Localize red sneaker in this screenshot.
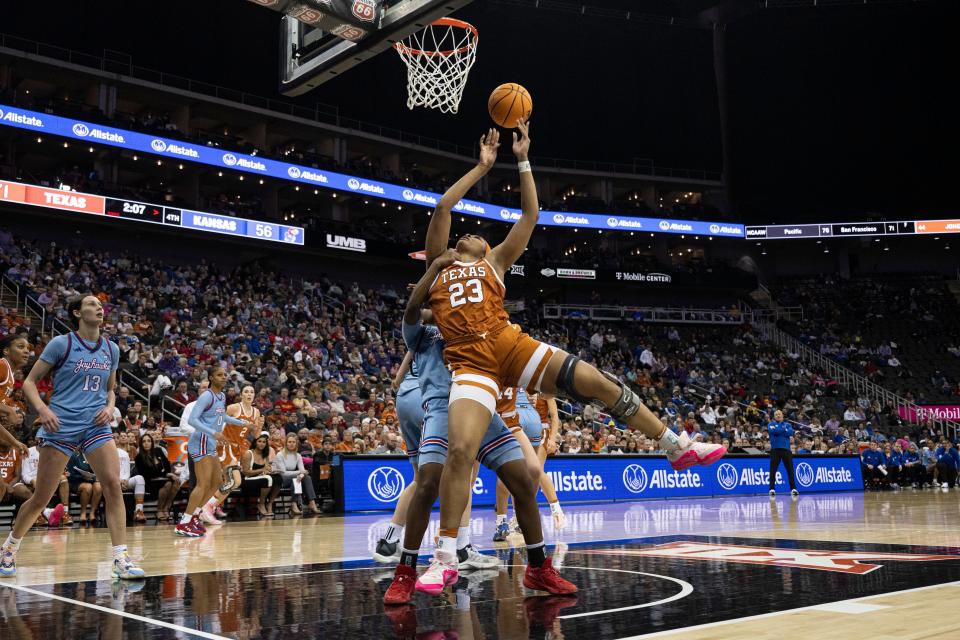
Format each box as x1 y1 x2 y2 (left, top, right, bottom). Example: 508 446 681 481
382 603 417 639
191 516 207 535
523 557 578 594
175 521 203 537
384 564 417 605
46 504 65 528
524 594 579 626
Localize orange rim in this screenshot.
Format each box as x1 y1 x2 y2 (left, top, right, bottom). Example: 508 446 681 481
394 17 479 58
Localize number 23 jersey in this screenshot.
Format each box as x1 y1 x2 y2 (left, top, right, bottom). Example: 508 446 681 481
39 332 119 427
428 258 509 344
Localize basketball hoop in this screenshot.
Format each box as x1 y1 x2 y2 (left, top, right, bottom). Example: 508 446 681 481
394 18 478 114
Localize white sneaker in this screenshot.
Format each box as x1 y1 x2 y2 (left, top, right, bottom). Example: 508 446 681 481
415 552 459 595
666 431 727 471
769 490 776 497
509 517 522 535
111 553 146 580
458 544 500 569
199 505 222 526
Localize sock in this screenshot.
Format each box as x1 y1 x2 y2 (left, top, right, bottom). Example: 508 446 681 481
3 534 22 551
135 504 144 512
437 529 458 560
399 547 419 568
527 541 546 568
456 527 471 550
193 508 202 516
658 428 682 452
495 513 506 526
43 508 54 519
385 523 401 544
549 501 563 514
205 497 218 509
112 544 128 560
179 513 192 525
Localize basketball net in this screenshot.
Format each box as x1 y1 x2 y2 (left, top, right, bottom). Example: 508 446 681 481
394 18 478 114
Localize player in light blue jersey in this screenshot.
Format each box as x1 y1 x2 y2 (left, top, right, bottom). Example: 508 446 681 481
176 367 254 538
372 351 424 563
383 250 575 605
1 295 144 580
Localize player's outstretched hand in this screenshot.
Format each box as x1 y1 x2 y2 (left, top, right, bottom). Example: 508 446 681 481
512 118 531 160
479 128 500 169
38 406 61 432
213 432 229 445
434 248 460 270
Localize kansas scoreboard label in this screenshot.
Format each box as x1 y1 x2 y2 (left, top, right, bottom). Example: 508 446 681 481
340 455 864 511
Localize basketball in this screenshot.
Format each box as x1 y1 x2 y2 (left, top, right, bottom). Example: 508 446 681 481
488 83 533 128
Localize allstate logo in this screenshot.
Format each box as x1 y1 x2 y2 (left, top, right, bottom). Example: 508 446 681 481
72 123 89 137
716 463 738 491
0 109 4 119
367 466 406 503
348 178 361 190
402 189 414 200
709 224 720 234
607 217 619 227
552 213 566 224
222 153 238 166
287 166 302 179
796 462 815 488
658 220 671 231
151 139 167 152
454 200 464 211
622 464 648 494
500 209 512 220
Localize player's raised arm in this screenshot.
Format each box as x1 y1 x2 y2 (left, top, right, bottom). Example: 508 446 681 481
489 119 537 273
425 130 499 266
404 249 459 324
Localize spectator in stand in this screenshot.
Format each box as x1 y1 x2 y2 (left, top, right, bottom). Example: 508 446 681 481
273 433 320 515
920 441 939 488
861 441 886 488
902 443 923 487
170 381 195 407
114 433 147 524
372 432 402 454
135 433 180 522
67 452 101 525
885 443 903 490
935 440 959 489
241 434 281 517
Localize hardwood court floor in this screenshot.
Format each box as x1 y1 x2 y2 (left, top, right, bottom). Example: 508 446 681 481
2 490 959 639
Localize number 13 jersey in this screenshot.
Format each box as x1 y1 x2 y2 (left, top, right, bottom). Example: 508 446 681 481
39 332 118 428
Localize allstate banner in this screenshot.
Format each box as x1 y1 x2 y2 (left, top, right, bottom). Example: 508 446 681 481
0 103 744 238
342 454 864 511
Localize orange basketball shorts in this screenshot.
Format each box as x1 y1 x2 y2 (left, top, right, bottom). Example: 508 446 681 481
445 324 555 415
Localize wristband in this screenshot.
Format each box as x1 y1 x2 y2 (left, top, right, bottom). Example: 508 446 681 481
517 161 532 173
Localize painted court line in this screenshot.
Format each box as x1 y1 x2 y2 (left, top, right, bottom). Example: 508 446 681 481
0 582 230 640
555 566 693 619
617 580 960 638
810 601 890 614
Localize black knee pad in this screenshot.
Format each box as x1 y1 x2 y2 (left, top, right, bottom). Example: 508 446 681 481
219 466 241 494
602 370 643 421
555 354 591 403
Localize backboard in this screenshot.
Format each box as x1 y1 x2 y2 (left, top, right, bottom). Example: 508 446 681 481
279 0 476 96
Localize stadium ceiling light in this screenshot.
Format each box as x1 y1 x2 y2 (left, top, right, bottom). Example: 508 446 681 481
35 137 41 143
133 155 138 161
239 176 244 181
295 186 300 191
63 142 68 148
88 147 94 153
178 164 184 170
217 171 223 177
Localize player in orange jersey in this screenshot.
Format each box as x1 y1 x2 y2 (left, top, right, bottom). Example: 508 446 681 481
199 385 261 525
0 335 30 454
422 121 726 583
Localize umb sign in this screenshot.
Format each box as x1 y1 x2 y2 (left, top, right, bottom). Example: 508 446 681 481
326 234 367 252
